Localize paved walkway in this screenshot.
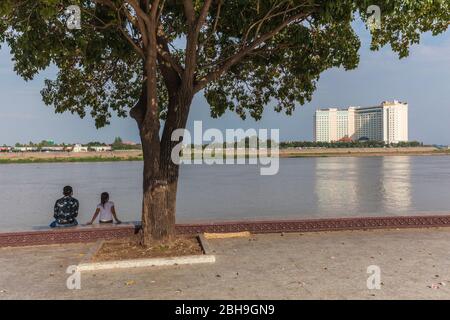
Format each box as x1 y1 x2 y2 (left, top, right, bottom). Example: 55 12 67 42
1 228 450 299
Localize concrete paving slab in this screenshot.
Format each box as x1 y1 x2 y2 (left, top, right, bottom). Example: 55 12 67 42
1 228 450 299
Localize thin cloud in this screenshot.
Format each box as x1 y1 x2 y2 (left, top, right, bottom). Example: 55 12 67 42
411 39 450 63
0 112 41 120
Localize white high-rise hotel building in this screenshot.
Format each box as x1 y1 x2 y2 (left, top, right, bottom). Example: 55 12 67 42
314 101 408 144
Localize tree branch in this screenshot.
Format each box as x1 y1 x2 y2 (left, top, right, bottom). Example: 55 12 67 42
119 27 145 58
199 0 222 54
195 0 213 34
182 0 195 25
184 0 213 86
194 11 311 92
156 33 184 77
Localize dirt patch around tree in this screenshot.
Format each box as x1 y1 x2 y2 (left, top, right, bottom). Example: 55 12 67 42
93 235 203 262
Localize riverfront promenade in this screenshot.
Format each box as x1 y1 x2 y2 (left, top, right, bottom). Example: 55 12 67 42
1 228 450 299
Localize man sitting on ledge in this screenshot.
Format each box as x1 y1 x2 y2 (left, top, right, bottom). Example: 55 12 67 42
50 186 79 228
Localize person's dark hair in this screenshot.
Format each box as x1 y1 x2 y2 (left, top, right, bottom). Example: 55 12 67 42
101 192 109 208
63 186 73 196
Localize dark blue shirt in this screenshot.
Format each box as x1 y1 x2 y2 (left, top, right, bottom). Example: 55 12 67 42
54 196 79 224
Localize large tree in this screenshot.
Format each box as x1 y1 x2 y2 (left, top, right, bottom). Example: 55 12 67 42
1 0 448 244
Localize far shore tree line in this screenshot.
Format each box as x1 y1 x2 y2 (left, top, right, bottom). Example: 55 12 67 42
184 138 426 150
0 138 432 153
0 137 142 152
279 140 425 149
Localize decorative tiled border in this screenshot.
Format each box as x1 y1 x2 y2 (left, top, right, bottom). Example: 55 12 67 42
0 224 139 248
1 215 450 247
175 215 450 235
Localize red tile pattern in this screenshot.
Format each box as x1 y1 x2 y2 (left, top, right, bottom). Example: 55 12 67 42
0 225 138 247
1 215 450 247
175 215 450 234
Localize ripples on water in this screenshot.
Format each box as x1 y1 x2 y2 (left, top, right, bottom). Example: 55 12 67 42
0 156 449 231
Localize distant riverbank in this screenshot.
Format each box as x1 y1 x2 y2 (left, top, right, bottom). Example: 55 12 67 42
0 147 448 164
279 147 449 158
0 150 143 164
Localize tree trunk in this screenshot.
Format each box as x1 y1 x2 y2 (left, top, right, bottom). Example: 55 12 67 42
140 162 177 242
125 4 193 245
134 87 193 245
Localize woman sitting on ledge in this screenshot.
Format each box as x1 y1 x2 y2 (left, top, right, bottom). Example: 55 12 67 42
86 192 122 225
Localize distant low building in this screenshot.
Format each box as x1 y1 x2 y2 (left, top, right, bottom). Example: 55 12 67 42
122 140 138 146
338 136 353 143
14 146 39 152
72 144 88 152
41 146 66 152
90 145 112 152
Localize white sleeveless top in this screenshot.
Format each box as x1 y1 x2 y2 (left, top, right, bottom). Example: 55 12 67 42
97 201 114 221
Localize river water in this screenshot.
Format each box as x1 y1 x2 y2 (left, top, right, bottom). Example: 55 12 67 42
1 156 450 231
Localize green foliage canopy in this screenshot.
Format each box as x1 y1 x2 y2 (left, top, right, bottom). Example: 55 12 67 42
0 0 448 127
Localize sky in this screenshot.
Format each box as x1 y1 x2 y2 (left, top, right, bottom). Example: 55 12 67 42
0 21 449 146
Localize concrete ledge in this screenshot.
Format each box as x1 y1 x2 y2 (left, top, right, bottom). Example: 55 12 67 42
175 215 450 235
0 223 139 248
3 214 450 247
77 254 216 272
198 234 215 255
